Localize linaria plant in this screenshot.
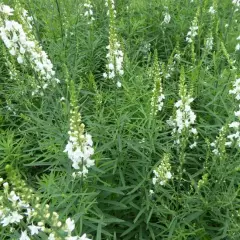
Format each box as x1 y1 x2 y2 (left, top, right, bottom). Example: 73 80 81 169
103 0 124 87
227 77 240 147
186 14 198 44
166 68 197 183
0 3 59 96
205 33 214 52
152 154 172 188
204 1 217 54
105 0 116 17
0 166 91 240
162 48 180 80
162 7 171 25
150 50 165 116
219 42 240 148
83 0 95 25
211 126 227 158
64 83 94 178
167 67 198 149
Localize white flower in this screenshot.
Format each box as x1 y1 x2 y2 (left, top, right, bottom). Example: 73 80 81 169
17 55 24 64
160 180 165 185
105 0 116 17
205 36 213 51
152 154 172 187
168 94 197 146
103 72 108 78
186 18 198 43
0 4 14 15
79 233 92 240
225 141 232 146
0 15 59 94
236 43 240 51
25 208 34 219
18 200 30 208
116 81 122 88
191 128 198 135
229 122 240 128
10 211 23 223
9 48 16 56
209 6 216 14
108 63 114 70
48 233 55 240
149 189 154 196
234 110 240 117
1 215 12 226
119 69 124 75
233 0 240 7
108 71 115 79
163 12 171 24
104 28 124 85
43 83 48 89
85 134 93 146
213 148 219 155
190 142 197 149
8 191 20 203
28 224 42 235
175 100 182 108
20 230 30 240
158 95 165 111
83 1 95 24
165 171 172 179
65 237 79 240
65 218 75 234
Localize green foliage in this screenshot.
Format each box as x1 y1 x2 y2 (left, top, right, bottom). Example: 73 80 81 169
1 0 240 239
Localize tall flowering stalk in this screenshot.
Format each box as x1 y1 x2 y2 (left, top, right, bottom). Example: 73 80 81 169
204 1 218 54
162 7 171 25
205 33 214 52
235 35 240 51
226 77 240 147
103 0 124 87
232 0 240 7
167 68 198 183
0 166 91 240
218 43 240 148
185 10 200 65
83 0 95 24
211 126 227 159
150 50 165 116
186 15 198 44
64 83 94 178
162 48 180 80
152 154 172 187
0 3 59 95
167 67 198 148
221 42 236 71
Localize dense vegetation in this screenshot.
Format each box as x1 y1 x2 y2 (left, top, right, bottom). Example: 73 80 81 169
1 0 240 239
